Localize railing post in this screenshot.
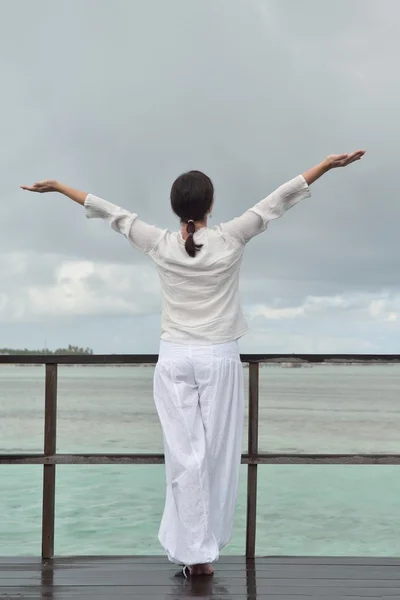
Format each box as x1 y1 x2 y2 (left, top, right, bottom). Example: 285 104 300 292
246 362 259 559
42 363 58 559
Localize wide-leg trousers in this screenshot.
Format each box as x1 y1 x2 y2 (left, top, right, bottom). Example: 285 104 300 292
153 339 245 566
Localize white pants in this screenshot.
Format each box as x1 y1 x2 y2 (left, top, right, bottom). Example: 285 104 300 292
153 339 244 566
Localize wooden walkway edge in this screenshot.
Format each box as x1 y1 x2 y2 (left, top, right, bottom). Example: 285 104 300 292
1 556 400 599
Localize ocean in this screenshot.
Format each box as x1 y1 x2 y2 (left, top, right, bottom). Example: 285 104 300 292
1 364 400 557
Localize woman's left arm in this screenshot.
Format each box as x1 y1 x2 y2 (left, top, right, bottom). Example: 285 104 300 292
221 149 366 244
302 150 365 185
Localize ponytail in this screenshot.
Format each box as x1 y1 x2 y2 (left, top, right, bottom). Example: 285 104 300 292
184 220 203 258
170 170 214 256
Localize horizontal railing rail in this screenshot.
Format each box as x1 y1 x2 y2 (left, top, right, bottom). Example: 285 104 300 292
1 353 400 364
1 353 400 560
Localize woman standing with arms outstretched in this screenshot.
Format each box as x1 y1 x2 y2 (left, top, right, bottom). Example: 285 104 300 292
22 149 365 577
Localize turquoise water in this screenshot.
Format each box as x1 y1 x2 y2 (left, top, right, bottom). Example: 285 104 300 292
1 364 400 557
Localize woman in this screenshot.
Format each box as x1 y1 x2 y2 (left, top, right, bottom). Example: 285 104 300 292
21 149 365 576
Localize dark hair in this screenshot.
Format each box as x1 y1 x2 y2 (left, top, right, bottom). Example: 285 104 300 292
170 170 214 257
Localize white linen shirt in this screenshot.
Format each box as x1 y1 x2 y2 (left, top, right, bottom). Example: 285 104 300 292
84 175 311 344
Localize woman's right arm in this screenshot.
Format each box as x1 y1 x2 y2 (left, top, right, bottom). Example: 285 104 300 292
20 179 164 255
21 180 87 204
221 150 365 244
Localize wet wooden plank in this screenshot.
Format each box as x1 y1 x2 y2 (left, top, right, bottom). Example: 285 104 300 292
2 571 400 585
256 585 400 596
0 597 392 600
0 585 399 599
2 555 400 567
0 591 250 600
260 556 400 565
0 556 247 566
2 556 400 569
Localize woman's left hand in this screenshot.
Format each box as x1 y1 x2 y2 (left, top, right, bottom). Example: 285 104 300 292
324 150 366 169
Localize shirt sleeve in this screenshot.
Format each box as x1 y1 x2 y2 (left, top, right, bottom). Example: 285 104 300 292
84 194 164 255
220 175 311 244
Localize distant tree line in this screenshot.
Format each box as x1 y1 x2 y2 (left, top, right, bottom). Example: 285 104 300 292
0 344 94 355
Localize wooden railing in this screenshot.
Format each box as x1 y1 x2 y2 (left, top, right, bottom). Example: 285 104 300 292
1 353 400 559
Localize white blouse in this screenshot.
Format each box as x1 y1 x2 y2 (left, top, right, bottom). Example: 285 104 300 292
84 175 311 345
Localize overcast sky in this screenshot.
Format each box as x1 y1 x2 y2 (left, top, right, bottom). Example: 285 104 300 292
1 0 399 353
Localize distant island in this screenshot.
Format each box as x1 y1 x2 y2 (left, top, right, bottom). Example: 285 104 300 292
0 345 94 356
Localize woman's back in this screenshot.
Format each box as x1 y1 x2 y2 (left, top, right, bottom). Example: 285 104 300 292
153 226 247 344
83 173 311 344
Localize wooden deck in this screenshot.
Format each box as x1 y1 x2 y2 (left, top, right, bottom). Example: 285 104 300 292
1 556 400 599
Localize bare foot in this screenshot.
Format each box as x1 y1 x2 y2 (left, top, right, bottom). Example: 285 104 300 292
190 563 214 576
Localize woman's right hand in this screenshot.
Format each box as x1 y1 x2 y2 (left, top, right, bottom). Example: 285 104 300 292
21 180 88 206
20 180 59 193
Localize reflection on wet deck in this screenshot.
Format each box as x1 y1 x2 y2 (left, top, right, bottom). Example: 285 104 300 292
1 555 400 599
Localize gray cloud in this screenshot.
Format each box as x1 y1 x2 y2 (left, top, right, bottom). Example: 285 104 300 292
1 0 399 352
